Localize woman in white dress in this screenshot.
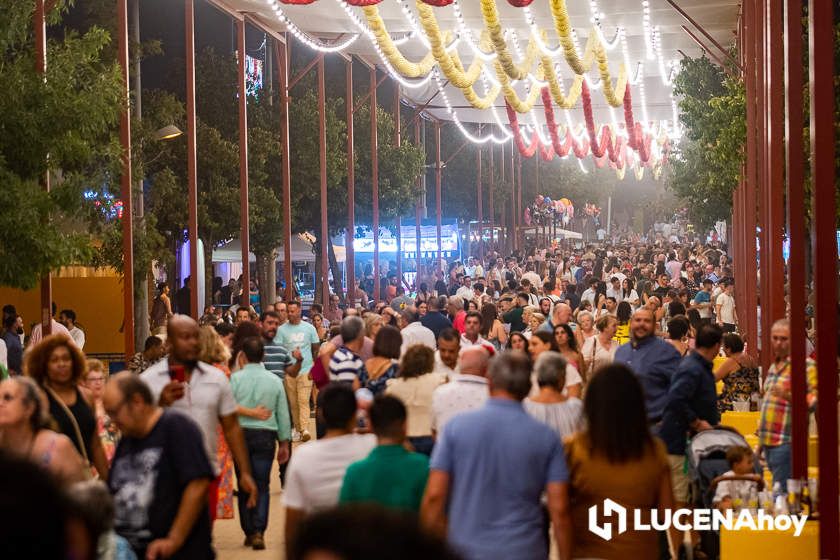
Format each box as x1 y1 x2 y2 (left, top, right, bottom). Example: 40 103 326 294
582 315 619 376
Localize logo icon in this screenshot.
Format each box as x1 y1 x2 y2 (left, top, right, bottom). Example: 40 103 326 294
588 499 628 541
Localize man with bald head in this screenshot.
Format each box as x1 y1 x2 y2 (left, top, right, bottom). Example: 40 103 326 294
614 308 681 425
539 302 573 334
141 315 257 522
430 346 490 435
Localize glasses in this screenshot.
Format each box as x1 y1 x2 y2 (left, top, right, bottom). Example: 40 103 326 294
86 376 106 384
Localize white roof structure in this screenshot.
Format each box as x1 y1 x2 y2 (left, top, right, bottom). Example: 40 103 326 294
210 0 740 130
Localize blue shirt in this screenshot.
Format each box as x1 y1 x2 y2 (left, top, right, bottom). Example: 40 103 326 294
230 363 291 440
659 352 720 454
430 398 568 560
614 336 681 422
420 311 452 340
275 321 320 374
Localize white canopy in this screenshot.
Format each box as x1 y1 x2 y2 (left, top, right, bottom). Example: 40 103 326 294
212 234 346 263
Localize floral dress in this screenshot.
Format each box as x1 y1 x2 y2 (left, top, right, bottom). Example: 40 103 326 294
95 402 120 463
717 363 760 413
215 362 235 519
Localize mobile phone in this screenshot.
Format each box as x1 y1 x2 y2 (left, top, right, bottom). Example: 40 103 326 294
168 365 186 384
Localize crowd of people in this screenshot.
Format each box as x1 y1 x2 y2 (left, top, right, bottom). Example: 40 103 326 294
0 236 820 560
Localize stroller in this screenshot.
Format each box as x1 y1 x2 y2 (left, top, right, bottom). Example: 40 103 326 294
686 427 762 560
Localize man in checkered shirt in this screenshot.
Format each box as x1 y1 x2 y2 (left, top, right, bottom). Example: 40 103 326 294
757 319 817 487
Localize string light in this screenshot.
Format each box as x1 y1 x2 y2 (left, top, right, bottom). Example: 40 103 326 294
450 0 498 62
266 0 359 53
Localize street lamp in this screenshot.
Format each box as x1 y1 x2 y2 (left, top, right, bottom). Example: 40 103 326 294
155 124 183 141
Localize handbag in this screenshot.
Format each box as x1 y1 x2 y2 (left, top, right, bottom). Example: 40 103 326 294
309 353 331 390
45 386 94 479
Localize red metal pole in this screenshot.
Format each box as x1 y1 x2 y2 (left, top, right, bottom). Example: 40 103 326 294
809 0 839 555
434 121 442 267
414 118 422 281
318 56 330 306
394 84 402 285
783 0 807 481
510 140 516 252
345 57 355 306
371 66 380 302
185 0 199 319
489 142 495 252
756 0 771 373
278 38 293 302
743 0 758 356
118 0 134 357
476 132 483 262
766 0 785 330
500 141 506 252
237 19 250 308
35 0 52 336
517 153 523 251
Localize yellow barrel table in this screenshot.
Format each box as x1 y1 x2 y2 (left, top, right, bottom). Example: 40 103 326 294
720 411 760 436
720 520 819 559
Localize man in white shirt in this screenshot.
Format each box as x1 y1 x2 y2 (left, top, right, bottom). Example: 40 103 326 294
579 278 599 308
398 308 436 356
140 315 257 518
605 276 623 302
455 276 474 302
715 281 738 332
460 311 490 350
58 309 85 350
521 264 542 292
431 346 490 434
283 383 376 556
29 303 72 347
433 328 460 380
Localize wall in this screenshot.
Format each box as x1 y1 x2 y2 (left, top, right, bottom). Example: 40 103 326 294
0 270 125 355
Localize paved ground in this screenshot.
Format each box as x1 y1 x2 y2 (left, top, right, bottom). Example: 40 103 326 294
215 462 287 560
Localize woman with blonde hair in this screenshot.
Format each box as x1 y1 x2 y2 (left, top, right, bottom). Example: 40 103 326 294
581 315 618 376
0 376 87 485
364 313 384 340
198 325 235 520
82 359 119 463
25 335 109 479
385 345 445 456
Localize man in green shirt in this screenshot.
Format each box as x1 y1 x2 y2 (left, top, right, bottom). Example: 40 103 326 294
339 395 429 512
230 337 291 550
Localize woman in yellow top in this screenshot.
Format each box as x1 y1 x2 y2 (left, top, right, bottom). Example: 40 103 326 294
613 301 632 345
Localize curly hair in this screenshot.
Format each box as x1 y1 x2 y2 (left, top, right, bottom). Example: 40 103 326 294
398 345 435 379
24 335 87 387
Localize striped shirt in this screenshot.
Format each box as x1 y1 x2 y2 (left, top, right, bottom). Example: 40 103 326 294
757 359 818 447
329 346 367 384
523 398 584 440
263 339 294 380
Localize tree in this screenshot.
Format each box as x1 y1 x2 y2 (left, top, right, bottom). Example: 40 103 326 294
667 56 746 230
0 3 123 289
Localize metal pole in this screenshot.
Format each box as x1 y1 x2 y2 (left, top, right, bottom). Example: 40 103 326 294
510 140 516 252
743 0 758 355
370 66 380 302
318 56 330 305
414 119 423 282
756 0 770 373
783 0 807 480
118 0 135 357
35 0 52 336
278 38 293 301
185 0 199 319
345 57 355 306
489 142 495 253
809 0 839 555
500 141 506 252
237 19 250 308
516 153 522 251
394 84 402 285
766 0 785 329
606 196 612 237
434 121 442 267
476 127 483 261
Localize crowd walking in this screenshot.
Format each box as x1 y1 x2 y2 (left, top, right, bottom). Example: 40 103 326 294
0 234 827 560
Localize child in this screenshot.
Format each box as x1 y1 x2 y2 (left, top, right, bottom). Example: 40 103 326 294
713 445 762 510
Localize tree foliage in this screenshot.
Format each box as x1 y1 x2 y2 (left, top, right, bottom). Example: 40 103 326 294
667 56 746 230
0 2 123 289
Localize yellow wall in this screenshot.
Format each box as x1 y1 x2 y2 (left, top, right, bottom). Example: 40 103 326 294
0 270 126 355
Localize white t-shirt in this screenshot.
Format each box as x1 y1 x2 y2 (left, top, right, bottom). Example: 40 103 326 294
712 470 758 504
528 364 583 398
68 327 86 350
716 292 736 324
400 322 437 356
433 351 458 380
140 360 238 475
431 374 489 432
282 434 377 513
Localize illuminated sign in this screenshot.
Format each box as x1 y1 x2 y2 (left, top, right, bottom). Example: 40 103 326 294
352 223 459 255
